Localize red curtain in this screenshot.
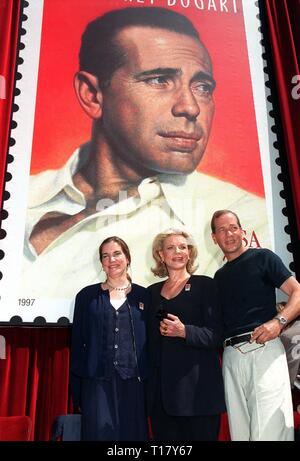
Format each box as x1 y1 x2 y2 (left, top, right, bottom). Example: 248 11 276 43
264 0 300 239
0 0 299 442
0 327 72 440
0 1 74 441
0 0 21 205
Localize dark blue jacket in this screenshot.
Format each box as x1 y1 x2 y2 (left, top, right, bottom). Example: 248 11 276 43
70 283 149 407
147 275 226 416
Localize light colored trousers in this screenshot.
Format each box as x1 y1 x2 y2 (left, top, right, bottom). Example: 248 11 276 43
223 337 294 441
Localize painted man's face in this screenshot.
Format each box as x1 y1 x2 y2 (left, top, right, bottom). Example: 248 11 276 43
101 26 215 176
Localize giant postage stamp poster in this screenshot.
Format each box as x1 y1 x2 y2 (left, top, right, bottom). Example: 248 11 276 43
1 0 291 323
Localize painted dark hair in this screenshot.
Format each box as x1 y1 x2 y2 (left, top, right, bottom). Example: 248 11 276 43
79 7 201 88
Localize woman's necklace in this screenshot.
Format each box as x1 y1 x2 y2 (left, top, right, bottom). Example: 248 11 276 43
105 280 131 292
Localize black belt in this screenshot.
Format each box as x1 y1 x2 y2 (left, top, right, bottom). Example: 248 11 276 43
223 333 252 347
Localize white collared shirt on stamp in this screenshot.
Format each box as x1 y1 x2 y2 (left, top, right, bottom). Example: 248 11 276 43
21 143 270 306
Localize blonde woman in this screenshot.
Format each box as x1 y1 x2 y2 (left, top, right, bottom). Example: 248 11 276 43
147 229 225 441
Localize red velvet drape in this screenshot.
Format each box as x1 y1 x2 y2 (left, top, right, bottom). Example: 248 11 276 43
0 0 20 205
264 0 300 239
0 0 299 442
0 327 72 440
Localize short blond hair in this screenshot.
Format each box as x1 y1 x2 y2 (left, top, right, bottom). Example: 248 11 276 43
151 229 198 278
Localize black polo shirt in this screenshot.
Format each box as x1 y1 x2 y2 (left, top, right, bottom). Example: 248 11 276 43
214 248 291 339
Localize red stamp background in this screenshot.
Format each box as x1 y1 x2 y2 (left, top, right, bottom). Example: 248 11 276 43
30 0 265 197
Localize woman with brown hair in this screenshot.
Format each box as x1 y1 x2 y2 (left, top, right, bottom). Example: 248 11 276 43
147 229 225 441
70 236 149 441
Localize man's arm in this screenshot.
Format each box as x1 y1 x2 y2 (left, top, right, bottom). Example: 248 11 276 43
278 276 300 322
252 276 300 344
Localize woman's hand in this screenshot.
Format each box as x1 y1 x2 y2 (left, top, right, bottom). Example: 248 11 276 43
160 313 186 338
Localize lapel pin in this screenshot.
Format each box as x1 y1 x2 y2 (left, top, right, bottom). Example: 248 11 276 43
185 284 191 291
139 302 144 310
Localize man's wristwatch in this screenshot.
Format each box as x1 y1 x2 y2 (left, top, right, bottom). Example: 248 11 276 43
274 314 288 328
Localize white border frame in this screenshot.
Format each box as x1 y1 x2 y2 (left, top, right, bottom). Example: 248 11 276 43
0 0 293 322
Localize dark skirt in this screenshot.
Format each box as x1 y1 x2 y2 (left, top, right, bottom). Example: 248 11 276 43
80 371 148 441
150 373 220 441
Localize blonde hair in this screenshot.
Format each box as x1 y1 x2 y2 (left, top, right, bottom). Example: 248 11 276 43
151 228 198 278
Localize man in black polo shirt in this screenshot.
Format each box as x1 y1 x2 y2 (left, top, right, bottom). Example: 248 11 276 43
211 209 300 441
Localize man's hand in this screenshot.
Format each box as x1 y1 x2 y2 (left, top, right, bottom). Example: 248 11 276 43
160 313 186 338
251 319 282 344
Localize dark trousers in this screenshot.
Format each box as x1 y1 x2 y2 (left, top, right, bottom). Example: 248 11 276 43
81 371 147 441
150 384 220 441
